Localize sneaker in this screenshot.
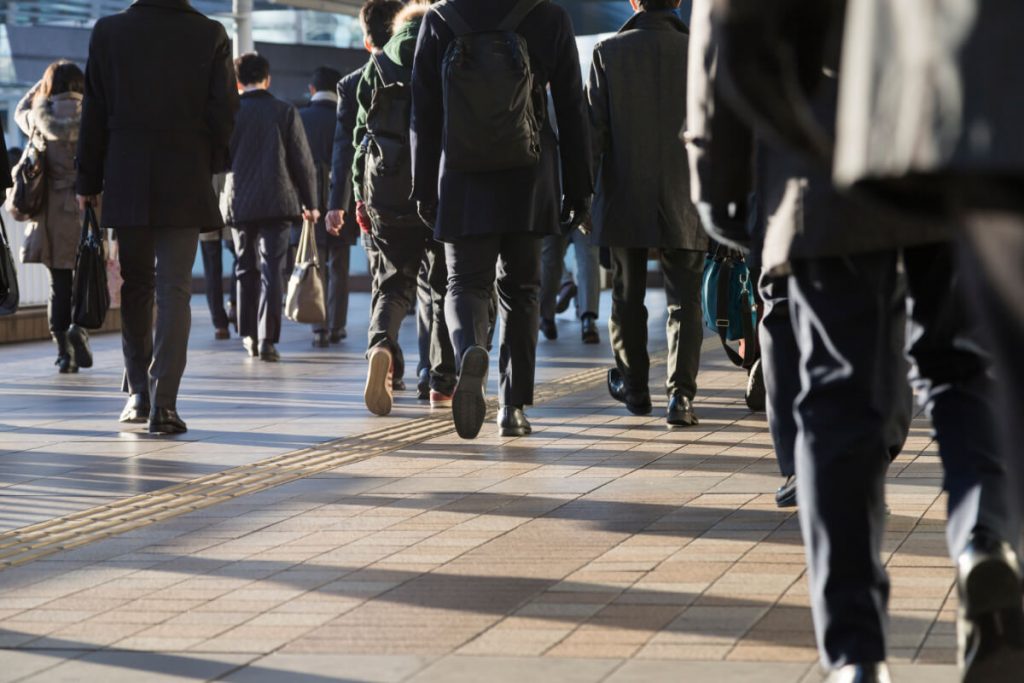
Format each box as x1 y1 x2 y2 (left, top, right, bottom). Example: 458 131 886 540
452 346 488 439
430 390 453 409
365 346 394 416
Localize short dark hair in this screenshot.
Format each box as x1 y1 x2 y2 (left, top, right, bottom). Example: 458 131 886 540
360 0 403 49
235 52 271 86
310 66 342 93
638 0 681 10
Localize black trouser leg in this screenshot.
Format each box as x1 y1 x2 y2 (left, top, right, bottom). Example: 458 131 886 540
47 267 73 335
200 239 228 330
445 237 499 372
257 224 287 345
328 241 351 334
234 226 260 342
425 240 456 394
661 248 705 400
225 238 238 311
758 273 799 478
118 229 157 397
416 259 432 375
539 233 568 320
609 247 650 392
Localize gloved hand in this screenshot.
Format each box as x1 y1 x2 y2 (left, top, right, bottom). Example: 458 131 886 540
355 201 372 234
417 200 438 227
560 196 592 234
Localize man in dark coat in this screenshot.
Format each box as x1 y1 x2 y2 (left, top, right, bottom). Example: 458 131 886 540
587 0 707 427
223 52 318 363
696 1 1024 680
411 0 593 439
300 66 350 349
75 0 238 434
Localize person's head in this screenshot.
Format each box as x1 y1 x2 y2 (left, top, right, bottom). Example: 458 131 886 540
235 52 271 91
35 60 85 105
629 0 681 11
359 0 403 52
308 66 342 96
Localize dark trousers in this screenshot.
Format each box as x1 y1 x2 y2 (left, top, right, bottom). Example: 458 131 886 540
47 267 73 334
369 225 456 393
445 233 541 407
416 259 432 375
789 243 1012 668
314 241 351 335
961 209 1024 535
233 222 288 345
200 238 237 330
609 247 704 399
116 228 199 408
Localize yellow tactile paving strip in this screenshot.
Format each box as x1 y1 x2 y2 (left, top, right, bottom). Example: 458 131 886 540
0 363 624 570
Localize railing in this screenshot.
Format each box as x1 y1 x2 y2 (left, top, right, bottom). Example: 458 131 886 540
2 208 48 307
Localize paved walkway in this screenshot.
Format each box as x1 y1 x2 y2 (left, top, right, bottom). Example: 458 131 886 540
0 293 958 682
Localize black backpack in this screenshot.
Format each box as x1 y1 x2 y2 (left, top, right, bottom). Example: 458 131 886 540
434 0 545 173
363 52 422 229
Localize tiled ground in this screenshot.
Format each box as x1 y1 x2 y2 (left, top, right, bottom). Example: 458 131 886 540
0 293 959 681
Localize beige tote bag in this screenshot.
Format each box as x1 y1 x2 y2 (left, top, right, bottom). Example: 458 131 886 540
285 219 326 324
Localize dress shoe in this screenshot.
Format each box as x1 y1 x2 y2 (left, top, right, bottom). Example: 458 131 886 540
148 407 187 435
364 346 394 416
417 368 431 400
555 280 577 314
330 328 347 343
120 393 151 424
666 394 699 427
52 331 78 374
312 331 329 348
607 368 652 416
540 317 558 341
214 327 230 340
498 406 531 437
453 346 488 439
956 532 1024 682
242 336 258 358
68 325 93 368
258 342 280 362
430 390 453 409
581 314 600 344
775 475 797 508
824 663 891 683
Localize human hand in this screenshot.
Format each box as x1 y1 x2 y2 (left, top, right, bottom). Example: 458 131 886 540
76 194 100 213
416 200 438 227
302 208 321 223
559 196 591 234
326 209 345 236
355 201 372 233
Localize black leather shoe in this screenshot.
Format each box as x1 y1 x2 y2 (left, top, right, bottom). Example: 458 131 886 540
242 336 258 358
775 475 797 508
259 343 280 362
540 318 558 341
417 368 430 401
392 377 406 391
120 393 150 424
956 532 1024 682
581 314 599 345
499 406 531 437
67 325 93 368
330 328 347 343
666 394 699 427
555 280 577 314
453 346 488 439
607 368 652 416
312 331 329 348
148 407 187 435
824 663 891 683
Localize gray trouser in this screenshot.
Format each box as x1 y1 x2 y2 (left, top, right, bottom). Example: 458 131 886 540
116 227 200 409
313 241 351 335
608 247 704 399
540 229 601 320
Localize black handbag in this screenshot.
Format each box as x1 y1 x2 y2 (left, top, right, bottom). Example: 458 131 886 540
0 213 19 316
4 132 45 222
71 205 110 329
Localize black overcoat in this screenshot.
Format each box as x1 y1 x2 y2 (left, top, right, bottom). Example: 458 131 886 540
587 10 705 251
326 68 363 245
410 0 593 243
301 98 349 245
75 0 238 230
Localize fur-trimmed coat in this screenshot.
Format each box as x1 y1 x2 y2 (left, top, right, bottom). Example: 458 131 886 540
16 90 83 270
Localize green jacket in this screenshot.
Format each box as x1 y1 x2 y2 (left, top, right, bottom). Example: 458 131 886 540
352 16 421 203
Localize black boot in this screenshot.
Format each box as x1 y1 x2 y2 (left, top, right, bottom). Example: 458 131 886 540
52 331 78 374
67 325 93 369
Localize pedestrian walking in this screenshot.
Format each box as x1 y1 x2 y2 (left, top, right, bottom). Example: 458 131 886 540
587 0 707 427
223 52 318 363
14 61 93 374
411 0 593 439
76 0 239 434
540 221 602 346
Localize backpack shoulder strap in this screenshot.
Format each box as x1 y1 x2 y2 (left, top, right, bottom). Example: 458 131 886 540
499 0 546 32
433 0 474 37
370 52 403 87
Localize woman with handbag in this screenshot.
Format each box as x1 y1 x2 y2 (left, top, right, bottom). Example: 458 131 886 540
14 61 93 373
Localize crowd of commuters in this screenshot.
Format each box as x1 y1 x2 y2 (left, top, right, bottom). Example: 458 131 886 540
1 0 1021 680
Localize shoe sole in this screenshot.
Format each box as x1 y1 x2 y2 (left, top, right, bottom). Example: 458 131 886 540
500 427 530 437
627 403 653 416
148 424 187 435
961 557 1024 683
667 415 699 427
365 350 393 417
68 331 93 369
453 347 488 439
431 401 453 410
120 414 149 425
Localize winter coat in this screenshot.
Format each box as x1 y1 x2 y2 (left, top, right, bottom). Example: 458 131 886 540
587 10 706 251
223 90 318 227
300 96 346 245
16 91 83 269
686 0 949 275
410 0 593 242
834 0 1024 212
326 67 363 245
76 0 238 230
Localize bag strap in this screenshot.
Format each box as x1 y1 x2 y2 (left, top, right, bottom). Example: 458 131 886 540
714 256 745 367
499 0 546 32
371 52 406 87
434 1 474 37
736 268 759 370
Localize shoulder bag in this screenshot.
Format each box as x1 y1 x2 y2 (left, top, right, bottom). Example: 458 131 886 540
0 213 19 316
285 218 326 324
71 205 110 329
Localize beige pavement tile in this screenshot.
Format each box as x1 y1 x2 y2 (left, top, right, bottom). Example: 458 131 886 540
407 655 619 682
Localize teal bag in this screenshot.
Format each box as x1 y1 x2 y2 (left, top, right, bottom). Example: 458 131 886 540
702 246 757 368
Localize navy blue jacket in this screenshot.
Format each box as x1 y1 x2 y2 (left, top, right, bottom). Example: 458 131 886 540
327 67 364 245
